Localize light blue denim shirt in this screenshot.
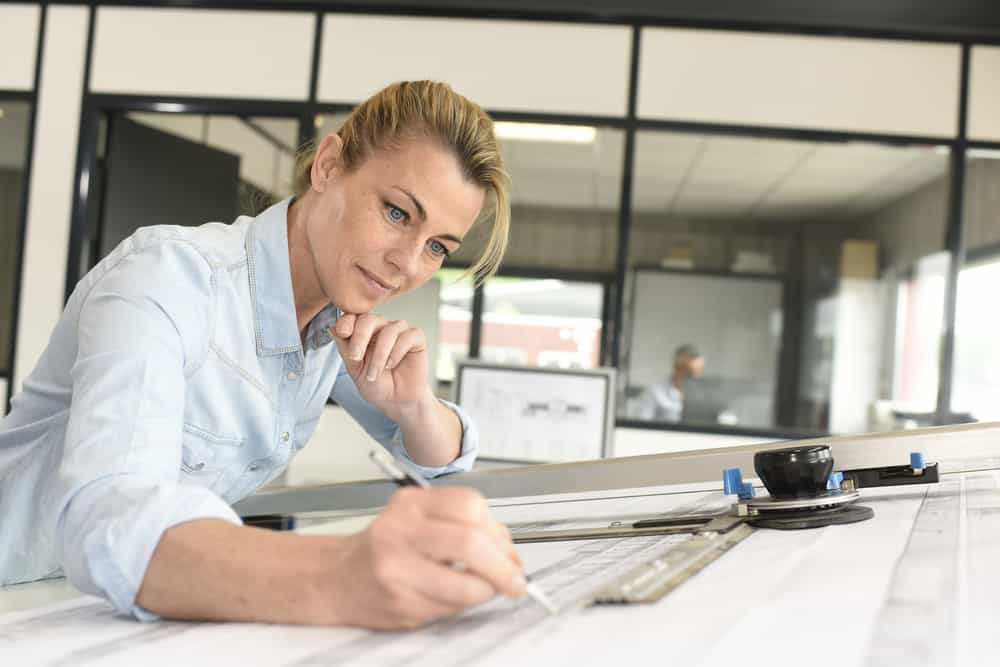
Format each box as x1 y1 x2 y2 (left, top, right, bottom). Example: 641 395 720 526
0 198 478 619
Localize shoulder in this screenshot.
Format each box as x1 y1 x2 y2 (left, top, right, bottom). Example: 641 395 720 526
123 216 252 269
77 221 247 334
89 217 251 290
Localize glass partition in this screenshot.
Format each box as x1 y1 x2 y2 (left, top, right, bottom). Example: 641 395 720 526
951 150 1000 423
623 131 952 435
77 111 299 276
436 268 474 397
481 277 604 369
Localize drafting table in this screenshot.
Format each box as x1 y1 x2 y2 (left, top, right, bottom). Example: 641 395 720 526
3 422 1000 666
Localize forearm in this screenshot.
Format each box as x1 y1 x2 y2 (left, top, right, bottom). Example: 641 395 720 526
393 396 463 467
136 519 347 625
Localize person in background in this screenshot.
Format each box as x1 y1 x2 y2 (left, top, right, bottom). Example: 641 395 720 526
0 81 527 629
636 343 705 422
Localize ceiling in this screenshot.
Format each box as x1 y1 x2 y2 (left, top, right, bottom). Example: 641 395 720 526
316 115 951 222
630 133 951 222
0 104 952 226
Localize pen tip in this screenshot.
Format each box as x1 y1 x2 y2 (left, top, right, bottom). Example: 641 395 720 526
525 582 559 615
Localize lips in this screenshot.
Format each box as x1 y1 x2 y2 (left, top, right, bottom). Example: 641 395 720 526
358 266 398 295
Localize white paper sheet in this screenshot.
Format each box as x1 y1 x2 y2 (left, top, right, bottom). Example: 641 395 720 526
2 470 996 667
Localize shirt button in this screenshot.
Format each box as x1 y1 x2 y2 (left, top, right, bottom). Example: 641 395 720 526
281 432 290 442
249 463 260 472
287 371 297 381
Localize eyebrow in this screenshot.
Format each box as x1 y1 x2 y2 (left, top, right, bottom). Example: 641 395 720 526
394 186 464 246
395 186 427 221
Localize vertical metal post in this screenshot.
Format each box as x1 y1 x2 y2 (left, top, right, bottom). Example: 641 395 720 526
935 43 972 424
610 25 641 371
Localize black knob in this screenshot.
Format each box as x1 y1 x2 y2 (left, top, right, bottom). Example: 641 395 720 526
754 445 833 499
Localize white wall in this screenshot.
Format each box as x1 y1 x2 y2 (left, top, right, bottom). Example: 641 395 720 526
91 7 313 100
318 15 631 116
0 4 40 91
828 278 884 433
639 28 961 137
969 46 1000 142
280 404 779 486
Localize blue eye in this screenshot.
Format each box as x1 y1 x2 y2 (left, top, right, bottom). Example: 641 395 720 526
385 203 408 223
429 240 450 258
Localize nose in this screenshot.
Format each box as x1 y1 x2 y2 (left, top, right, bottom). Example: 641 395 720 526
386 238 423 280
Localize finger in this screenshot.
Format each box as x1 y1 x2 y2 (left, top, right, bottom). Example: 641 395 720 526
363 320 407 382
418 487 490 525
489 521 523 567
333 313 357 338
381 586 460 630
412 518 525 599
391 488 520 564
384 327 426 371
412 488 520 564
401 556 497 611
346 313 386 362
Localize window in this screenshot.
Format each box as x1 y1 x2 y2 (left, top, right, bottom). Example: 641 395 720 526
435 268 474 394
481 277 604 369
622 131 951 434
453 123 625 274
951 151 1000 422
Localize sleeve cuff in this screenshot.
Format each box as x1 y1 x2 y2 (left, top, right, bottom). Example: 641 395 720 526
388 398 479 478
60 477 242 621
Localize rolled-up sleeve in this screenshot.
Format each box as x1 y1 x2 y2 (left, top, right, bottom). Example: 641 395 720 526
55 241 242 621
330 364 479 477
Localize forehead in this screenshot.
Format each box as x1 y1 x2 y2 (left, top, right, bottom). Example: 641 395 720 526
356 136 486 232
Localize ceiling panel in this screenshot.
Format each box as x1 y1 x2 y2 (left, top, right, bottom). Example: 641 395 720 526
114 114 952 223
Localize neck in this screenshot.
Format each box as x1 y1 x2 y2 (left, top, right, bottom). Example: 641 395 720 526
286 195 329 335
671 370 689 392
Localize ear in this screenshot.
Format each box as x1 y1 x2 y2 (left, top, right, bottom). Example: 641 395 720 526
310 132 344 193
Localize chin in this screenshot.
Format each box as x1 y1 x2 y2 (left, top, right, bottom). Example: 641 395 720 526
338 292 382 314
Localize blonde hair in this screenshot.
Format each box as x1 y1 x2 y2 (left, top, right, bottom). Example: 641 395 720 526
293 81 510 284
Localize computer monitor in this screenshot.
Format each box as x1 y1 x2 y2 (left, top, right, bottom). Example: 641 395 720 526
682 376 775 428
453 361 616 463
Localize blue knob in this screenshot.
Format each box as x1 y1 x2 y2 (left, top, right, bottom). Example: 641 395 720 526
739 482 755 499
827 471 844 490
723 468 744 495
910 452 926 471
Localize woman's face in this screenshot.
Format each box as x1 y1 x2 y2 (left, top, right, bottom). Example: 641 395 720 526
305 134 486 314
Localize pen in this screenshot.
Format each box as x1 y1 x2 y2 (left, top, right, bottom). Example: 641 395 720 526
369 448 559 615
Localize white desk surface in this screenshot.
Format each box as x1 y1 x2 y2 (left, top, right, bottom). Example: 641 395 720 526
0 577 81 616
2 466 998 666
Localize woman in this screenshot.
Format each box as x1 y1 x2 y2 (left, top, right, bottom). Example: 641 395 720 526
0 81 526 629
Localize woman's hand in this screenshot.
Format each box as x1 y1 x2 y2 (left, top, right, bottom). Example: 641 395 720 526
332 313 432 414
323 486 527 630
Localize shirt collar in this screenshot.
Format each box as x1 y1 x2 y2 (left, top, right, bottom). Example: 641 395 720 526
246 197 340 357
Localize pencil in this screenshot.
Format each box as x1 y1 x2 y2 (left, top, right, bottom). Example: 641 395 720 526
369 449 559 615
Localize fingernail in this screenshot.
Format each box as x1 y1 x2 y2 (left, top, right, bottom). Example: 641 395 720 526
350 351 363 361
366 370 377 382
511 572 527 591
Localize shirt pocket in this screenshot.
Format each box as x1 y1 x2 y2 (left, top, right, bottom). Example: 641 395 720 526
180 423 246 487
